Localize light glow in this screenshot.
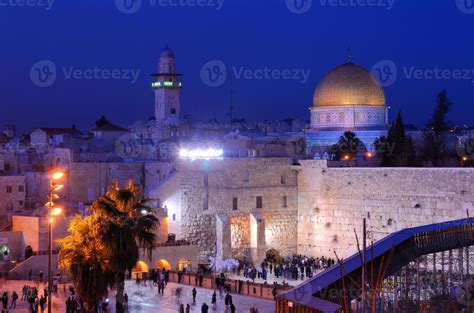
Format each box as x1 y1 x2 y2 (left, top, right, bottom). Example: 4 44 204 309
52 184 64 191
179 148 223 160
52 172 65 180
52 208 62 216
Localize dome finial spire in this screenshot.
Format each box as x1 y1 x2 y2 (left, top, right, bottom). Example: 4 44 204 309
347 48 352 63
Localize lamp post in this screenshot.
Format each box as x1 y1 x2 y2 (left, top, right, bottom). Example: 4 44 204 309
47 171 64 313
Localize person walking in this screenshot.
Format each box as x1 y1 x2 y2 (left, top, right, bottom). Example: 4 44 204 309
1 292 8 310
179 304 184 313
230 303 236 313
201 302 209 313
186 303 190 313
192 287 197 303
211 291 217 309
124 293 128 311
10 291 18 309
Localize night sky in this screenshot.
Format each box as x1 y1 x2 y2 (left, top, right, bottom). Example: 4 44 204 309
0 0 473 134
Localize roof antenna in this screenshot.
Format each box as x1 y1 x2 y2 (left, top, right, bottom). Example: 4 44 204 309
347 48 352 63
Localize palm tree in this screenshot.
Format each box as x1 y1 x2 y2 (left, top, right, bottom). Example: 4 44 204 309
90 181 159 313
57 215 114 312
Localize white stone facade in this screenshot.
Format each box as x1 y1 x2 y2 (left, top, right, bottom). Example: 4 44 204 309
296 160 474 259
152 158 474 265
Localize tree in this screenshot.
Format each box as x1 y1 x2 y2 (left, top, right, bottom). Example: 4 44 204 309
57 215 114 312
375 111 417 166
95 115 111 128
420 90 455 166
90 181 159 313
330 131 364 160
427 89 452 134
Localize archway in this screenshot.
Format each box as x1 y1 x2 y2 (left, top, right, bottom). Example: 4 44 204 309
134 261 149 273
131 261 149 280
177 258 191 272
155 259 171 271
0 245 10 262
25 245 33 260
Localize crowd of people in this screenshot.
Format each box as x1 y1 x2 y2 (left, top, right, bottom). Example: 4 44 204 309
239 254 337 284
1 285 48 313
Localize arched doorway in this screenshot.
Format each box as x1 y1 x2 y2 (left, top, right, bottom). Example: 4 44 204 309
132 261 149 280
25 246 33 260
155 259 171 271
177 258 192 272
0 245 10 262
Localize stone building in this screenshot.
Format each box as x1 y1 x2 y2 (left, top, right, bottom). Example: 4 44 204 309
306 51 389 156
150 157 474 265
0 175 26 219
152 158 299 264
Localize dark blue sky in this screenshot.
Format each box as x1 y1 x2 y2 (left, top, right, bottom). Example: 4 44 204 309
0 0 473 134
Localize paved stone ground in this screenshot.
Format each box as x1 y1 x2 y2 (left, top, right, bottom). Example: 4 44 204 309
0 280 275 312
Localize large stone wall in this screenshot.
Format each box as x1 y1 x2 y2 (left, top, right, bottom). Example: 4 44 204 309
297 160 474 259
176 158 299 263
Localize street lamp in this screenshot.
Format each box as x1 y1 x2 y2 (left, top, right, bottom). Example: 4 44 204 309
47 171 65 313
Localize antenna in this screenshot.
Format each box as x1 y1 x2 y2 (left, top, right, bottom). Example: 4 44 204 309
229 75 235 123
347 48 352 63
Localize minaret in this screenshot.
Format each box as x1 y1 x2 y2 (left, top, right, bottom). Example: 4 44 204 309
152 46 183 122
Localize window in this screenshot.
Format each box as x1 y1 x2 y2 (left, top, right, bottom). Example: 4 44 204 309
232 197 238 211
280 175 286 185
19 186 24 192
256 196 263 209
203 194 209 210
18 200 24 206
204 174 209 187
243 170 250 182
6 186 12 193
282 196 288 208
172 214 176 221
170 108 176 115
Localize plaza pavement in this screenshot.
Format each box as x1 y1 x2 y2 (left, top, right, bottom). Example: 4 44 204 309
0 280 276 312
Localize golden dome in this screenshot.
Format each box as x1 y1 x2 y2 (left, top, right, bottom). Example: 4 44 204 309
313 62 386 107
